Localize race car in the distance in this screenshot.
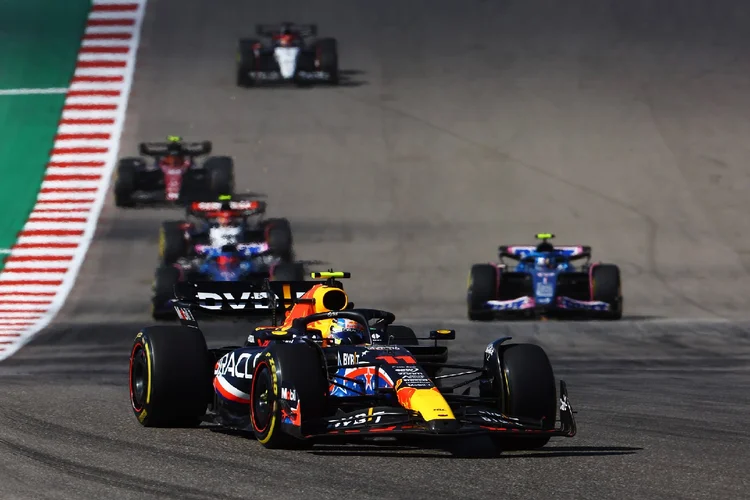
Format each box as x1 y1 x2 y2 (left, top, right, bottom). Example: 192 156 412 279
158 194 294 265
467 233 623 321
114 136 235 207
150 244 305 320
236 22 338 86
129 271 576 454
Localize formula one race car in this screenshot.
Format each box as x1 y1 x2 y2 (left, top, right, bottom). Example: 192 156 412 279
114 136 235 207
158 194 294 265
236 22 338 86
150 244 305 320
467 233 623 321
129 271 576 454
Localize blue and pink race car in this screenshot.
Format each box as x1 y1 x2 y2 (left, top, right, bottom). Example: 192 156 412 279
467 233 623 321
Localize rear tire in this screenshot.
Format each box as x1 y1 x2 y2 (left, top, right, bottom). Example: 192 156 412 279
159 221 187 265
204 156 235 196
265 218 294 261
316 38 339 84
250 344 328 448
493 343 557 450
114 158 140 207
270 262 305 281
592 264 623 320
129 326 211 427
467 264 497 321
152 265 180 320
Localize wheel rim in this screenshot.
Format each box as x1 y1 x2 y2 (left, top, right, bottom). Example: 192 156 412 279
129 344 148 412
251 362 273 433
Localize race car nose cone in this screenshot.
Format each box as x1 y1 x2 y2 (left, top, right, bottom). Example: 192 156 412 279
427 419 460 434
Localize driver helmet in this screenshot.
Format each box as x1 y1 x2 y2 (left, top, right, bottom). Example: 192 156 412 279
162 138 186 168
215 209 234 227
329 318 368 345
536 256 553 268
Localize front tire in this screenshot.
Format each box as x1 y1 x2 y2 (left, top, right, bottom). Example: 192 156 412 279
316 38 339 84
129 326 211 427
237 38 258 87
250 344 328 448
592 264 623 319
491 343 557 450
114 158 140 207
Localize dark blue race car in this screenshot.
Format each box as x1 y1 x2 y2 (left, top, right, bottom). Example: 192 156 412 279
467 233 622 321
151 244 305 320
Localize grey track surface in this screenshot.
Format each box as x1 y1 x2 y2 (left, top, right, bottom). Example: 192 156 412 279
2 0 750 498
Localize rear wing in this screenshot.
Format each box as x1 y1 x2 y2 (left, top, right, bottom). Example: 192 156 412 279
139 140 212 157
498 245 592 261
187 199 267 217
255 23 317 37
172 279 320 326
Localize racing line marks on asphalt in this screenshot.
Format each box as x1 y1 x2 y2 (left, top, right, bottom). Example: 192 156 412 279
0 0 146 360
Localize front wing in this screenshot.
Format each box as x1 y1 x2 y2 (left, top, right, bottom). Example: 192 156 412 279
287 380 576 440
242 70 333 82
479 295 611 314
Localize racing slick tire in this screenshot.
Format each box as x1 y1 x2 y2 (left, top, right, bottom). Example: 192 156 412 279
591 264 623 320
250 343 328 448
270 262 305 281
467 264 497 321
265 218 294 261
129 326 211 427
159 221 187 265
204 156 235 197
489 343 557 451
114 158 140 207
316 38 339 84
151 265 180 320
236 38 258 87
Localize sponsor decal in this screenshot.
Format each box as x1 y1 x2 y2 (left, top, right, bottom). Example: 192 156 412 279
196 291 305 310
327 410 386 429
214 351 261 379
392 365 432 388
486 297 534 310
337 351 360 366
556 296 610 311
175 306 195 322
484 343 495 360
281 387 297 402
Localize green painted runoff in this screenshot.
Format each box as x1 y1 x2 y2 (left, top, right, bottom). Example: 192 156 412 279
0 0 93 270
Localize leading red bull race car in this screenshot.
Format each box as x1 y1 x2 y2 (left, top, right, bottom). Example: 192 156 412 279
128 271 576 454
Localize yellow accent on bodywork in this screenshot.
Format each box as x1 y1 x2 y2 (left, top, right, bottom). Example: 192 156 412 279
410 388 455 421
144 340 152 405
311 271 345 279
257 354 278 445
535 233 554 240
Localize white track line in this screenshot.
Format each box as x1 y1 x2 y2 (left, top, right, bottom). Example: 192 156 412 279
0 88 69 96
0 0 147 360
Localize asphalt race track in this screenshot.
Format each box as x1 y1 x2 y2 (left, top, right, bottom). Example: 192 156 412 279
2 1 750 498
